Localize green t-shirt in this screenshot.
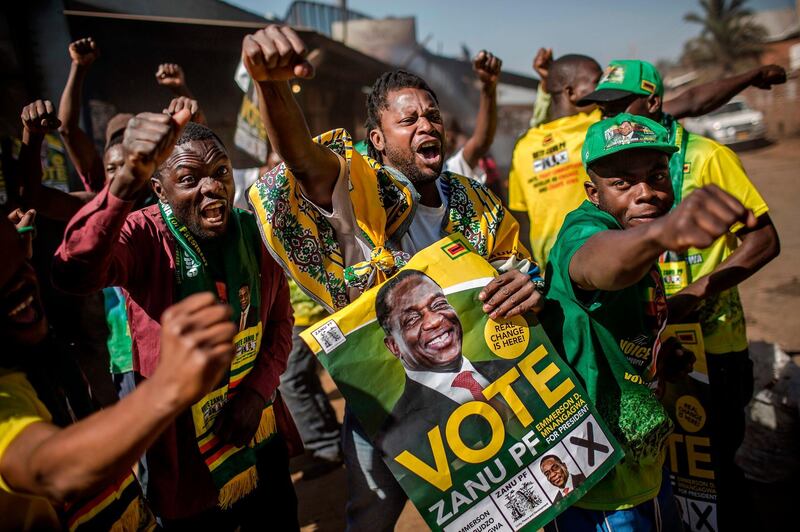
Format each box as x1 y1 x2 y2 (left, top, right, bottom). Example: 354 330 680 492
665 117 769 354
542 201 673 510
103 287 133 374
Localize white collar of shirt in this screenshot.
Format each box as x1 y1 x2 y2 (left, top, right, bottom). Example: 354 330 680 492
404 357 490 405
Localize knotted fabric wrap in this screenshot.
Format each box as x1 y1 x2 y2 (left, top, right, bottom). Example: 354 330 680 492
248 128 531 312
343 246 411 292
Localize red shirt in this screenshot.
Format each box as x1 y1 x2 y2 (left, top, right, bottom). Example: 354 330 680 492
53 185 296 519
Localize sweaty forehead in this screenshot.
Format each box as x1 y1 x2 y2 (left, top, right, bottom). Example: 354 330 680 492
385 88 438 115
164 138 228 169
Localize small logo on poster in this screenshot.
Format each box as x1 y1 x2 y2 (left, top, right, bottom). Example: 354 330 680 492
312 320 346 354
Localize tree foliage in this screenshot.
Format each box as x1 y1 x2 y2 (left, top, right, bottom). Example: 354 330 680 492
682 0 767 72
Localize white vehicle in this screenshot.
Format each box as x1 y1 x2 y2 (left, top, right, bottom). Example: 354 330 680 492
682 100 767 145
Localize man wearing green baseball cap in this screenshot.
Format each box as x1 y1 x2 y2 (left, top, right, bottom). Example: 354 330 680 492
541 113 758 531
581 60 780 529
509 52 784 270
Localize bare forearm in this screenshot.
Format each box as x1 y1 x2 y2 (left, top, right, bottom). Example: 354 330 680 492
5 378 182 503
255 80 338 206
462 84 497 168
570 222 664 291
58 64 101 182
58 63 87 131
665 70 755 119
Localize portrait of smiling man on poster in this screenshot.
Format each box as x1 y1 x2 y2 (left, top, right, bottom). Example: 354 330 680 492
374 269 516 462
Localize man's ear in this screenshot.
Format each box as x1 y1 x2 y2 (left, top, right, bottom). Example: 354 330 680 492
647 94 662 115
150 176 168 203
369 128 385 153
384 335 400 358
584 179 599 205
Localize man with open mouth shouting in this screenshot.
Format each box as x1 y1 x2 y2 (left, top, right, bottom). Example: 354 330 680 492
53 109 301 529
243 24 544 531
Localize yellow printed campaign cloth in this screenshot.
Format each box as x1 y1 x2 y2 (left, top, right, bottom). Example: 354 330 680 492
249 128 528 313
302 234 622 531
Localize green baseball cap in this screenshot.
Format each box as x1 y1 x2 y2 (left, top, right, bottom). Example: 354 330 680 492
577 60 664 106
582 113 678 168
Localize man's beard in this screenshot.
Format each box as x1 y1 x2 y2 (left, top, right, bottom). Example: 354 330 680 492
383 143 440 186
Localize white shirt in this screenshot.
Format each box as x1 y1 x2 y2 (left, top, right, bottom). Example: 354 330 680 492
405 357 490 405
445 148 487 185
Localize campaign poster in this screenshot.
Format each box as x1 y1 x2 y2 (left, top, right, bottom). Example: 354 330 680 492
661 324 719 532
302 234 623 531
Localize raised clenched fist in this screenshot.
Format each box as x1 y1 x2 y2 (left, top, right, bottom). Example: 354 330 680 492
473 50 502 87
155 292 237 407
752 64 786 90
533 47 553 82
21 100 61 136
121 110 191 188
69 37 99 67
241 25 314 82
155 63 186 89
654 184 756 252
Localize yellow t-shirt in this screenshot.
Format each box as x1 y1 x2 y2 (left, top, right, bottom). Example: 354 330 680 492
0 369 61 529
678 133 769 353
508 109 601 266
0 369 51 492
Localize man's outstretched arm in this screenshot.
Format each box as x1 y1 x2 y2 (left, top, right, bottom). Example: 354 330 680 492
58 37 104 192
570 185 757 292
664 65 786 119
461 51 501 169
0 293 235 505
242 25 339 209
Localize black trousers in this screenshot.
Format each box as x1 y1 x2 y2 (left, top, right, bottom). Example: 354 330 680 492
159 435 299 531
706 349 753 530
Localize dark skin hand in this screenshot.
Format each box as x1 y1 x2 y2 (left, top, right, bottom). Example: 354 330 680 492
479 269 544 319
460 50 501 169
533 47 553 93
163 96 207 126
655 336 696 398
110 110 192 201
7 208 36 259
156 63 193 97
213 387 267 447
19 100 90 220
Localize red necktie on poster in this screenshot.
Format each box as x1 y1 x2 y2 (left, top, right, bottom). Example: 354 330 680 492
452 371 485 401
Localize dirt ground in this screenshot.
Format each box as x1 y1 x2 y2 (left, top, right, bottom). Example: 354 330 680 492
292 137 800 532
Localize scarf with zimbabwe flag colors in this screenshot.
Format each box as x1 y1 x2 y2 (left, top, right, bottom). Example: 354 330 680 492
159 201 277 509
248 128 529 312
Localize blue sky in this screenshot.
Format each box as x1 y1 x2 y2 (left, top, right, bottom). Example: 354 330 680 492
228 0 794 76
